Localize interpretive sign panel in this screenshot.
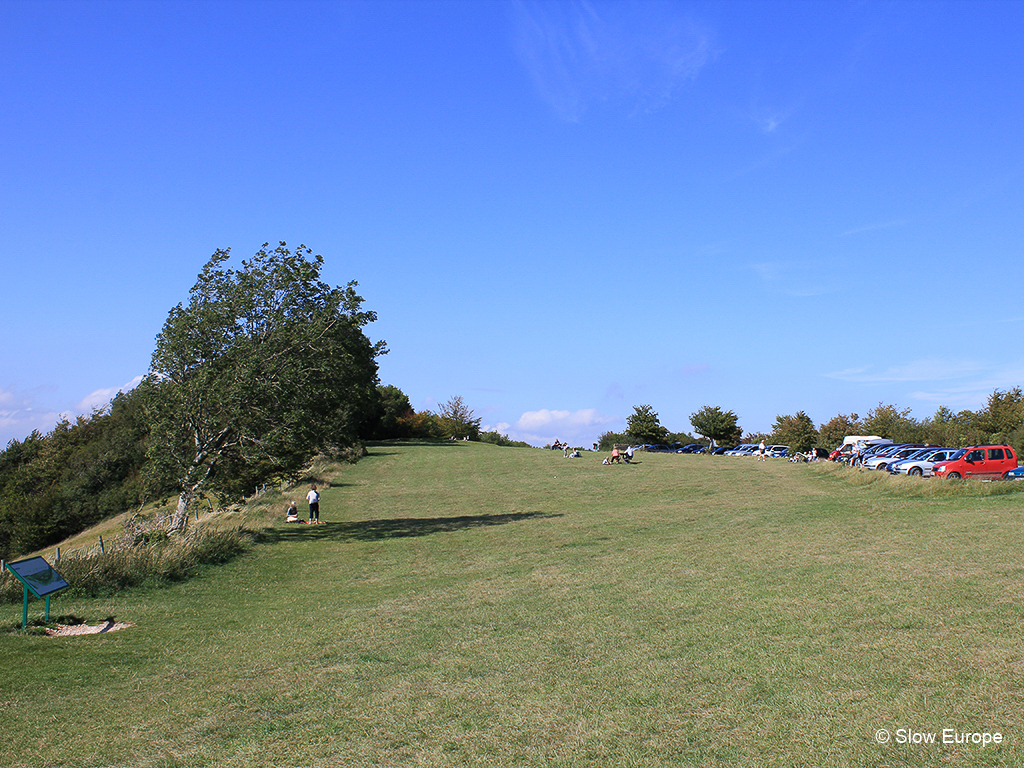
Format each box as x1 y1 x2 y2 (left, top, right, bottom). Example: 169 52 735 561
6 557 69 598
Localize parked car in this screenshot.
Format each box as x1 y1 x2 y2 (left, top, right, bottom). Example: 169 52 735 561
690 446 708 454
933 445 1019 480
726 444 757 456
853 443 907 467
676 444 704 453
645 444 673 453
1006 465 1024 481
890 448 962 477
730 444 760 457
866 445 939 472
712 445 734 455
765 445 789 457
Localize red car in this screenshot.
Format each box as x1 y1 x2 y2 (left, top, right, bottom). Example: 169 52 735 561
932 445 1019 480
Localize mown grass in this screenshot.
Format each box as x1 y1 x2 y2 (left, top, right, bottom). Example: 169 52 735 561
2 443 1024 767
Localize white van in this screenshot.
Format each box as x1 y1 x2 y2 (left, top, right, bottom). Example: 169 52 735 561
831 436 892 461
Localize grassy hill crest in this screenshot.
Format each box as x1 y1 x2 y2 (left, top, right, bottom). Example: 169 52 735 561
3 441 1023 766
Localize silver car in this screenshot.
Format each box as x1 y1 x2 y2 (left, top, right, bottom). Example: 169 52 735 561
891 448 963 477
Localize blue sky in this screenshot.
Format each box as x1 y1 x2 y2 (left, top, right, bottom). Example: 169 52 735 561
2 0 1023 449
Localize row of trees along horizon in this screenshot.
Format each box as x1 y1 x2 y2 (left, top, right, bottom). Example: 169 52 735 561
598 397 1024 458
2 243 1023 562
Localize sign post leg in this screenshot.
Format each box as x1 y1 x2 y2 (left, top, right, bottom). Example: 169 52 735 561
22 584 28 629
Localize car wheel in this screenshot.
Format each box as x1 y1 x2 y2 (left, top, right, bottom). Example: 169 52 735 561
909 466 922 477
947 471 961 479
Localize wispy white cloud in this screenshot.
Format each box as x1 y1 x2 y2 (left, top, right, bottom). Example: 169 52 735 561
749 103 798 134
840 219 906 237
749 260 832 297
824 359 983 384
910 363 1024 411
0 376 145 447
0 386 66 446
825 359 1024 413
512 0 714 121
76 375 145 413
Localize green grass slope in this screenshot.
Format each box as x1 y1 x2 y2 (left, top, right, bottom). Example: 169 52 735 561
2 442 1024 767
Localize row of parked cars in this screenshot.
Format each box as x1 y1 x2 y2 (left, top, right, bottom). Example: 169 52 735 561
724 443 789 458
838 441 1022 480
637 443 791 457
637 440 1023 480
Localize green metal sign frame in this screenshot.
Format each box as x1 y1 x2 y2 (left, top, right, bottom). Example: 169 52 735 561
5 557 70 629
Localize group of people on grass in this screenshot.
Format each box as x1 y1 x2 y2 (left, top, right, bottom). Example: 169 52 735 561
603 445 634 465
285 484 323 524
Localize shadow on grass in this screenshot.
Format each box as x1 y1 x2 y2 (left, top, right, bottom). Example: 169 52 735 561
364 440 467 451
265 511 562 543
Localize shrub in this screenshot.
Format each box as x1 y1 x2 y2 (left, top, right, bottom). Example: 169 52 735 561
0 523 254 603
478 431 531 448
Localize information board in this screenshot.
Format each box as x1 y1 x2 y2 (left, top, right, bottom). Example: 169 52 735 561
6 556 69 598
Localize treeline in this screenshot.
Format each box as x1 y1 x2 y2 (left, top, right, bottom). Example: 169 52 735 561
794 391 1024 455
0 242 504 563
598 390 1024 457
0 390 159 562
0 381 495 561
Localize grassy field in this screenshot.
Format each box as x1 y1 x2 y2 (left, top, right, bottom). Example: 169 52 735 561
3 441 1024 767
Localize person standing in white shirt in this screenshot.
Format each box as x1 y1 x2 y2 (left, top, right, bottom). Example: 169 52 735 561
306 485 321 524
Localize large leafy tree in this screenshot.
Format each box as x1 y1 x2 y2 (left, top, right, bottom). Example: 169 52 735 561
148 243 385 531
689 405 741 446
862 402 924 443
358 384 414 440
437 395 482 440
626 404 668 444
976 387 1024 442
770 411 818 453
817 413 862 450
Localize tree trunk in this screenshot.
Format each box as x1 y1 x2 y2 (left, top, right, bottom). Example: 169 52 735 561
168 487 195 533
167 427 231 532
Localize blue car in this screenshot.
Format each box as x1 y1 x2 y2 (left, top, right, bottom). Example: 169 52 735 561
1006 465 1024 481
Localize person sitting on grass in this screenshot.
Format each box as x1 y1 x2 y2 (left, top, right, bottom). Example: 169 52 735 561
285 500 300 522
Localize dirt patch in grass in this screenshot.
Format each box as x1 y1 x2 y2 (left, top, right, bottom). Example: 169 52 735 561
45 619 134 637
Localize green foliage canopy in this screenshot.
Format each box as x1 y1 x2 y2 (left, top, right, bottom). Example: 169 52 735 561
436 395 482 440
626 404 669 445
147 243 384 530
690 405 741 446
771 411 819 453
817 413 862 450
